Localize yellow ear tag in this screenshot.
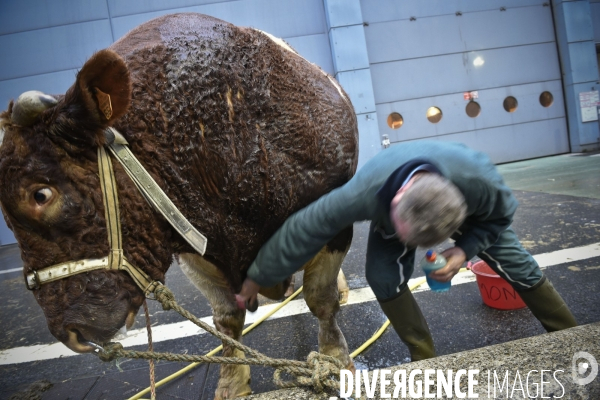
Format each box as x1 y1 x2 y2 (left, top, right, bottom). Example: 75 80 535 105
94 87 113 120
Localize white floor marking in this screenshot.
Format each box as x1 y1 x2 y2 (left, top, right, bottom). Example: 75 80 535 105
0 267 22 275
1 242 599 365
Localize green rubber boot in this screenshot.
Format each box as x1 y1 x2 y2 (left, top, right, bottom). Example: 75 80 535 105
379 287 436 361
518 277 577 332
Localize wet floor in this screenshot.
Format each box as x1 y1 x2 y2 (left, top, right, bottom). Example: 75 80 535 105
1 151 599 399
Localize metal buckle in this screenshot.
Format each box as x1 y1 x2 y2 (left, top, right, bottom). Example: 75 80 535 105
25 270 41 290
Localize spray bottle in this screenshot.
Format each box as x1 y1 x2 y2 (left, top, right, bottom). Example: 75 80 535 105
420 250 451 292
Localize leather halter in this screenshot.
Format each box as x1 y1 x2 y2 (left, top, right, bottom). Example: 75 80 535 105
25 128 208 296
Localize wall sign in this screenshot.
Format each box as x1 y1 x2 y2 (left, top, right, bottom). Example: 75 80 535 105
579 91 599 122
463 91 478 100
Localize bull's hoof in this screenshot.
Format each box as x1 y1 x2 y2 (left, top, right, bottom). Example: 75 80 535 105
214 385 252 400
284 285 296 298
214 365 251 399
338 288 349 305
344 359 356 375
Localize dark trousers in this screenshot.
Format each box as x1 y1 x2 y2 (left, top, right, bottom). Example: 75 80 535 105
365 222 543 301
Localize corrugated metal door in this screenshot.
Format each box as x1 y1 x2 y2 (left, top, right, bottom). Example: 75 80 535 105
361 0 570 163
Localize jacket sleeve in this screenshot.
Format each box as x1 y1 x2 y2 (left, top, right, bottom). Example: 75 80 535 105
454 179 518 260
246 184 369 287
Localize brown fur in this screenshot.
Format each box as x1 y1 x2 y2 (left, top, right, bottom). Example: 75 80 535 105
0 13 357 398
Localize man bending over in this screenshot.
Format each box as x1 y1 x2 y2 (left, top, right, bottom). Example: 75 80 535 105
237 141 577 361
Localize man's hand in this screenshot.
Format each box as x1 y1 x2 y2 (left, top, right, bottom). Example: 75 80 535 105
428 246 467 282
235 278 260 311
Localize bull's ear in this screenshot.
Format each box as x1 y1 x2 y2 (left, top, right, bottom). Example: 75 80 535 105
74 49 131 125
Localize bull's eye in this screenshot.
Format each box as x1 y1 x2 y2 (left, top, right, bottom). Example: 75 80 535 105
33 188 53 205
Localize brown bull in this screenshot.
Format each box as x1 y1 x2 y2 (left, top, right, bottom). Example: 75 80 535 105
0 13 357 399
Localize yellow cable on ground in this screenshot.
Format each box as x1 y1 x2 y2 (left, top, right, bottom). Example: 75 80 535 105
132 267 468 399
129 286 304 400
350 319 391 359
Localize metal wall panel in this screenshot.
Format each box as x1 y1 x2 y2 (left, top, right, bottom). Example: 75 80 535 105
325 0 382 169
337 69 377 114
0 0 109 35
107 0 233 17
377 80 566 143
0 70 79 107
592 2 600 42
365 6 555 64
111 0 328 41
356 112 384 169
371 43 561 104
552 0 599 151
285 34 335 76
393 119 570 165
0 218 15 246
568 41 600 83
0 0 333 111
365 0 569 163
324 0 363 27
360 0 545 25
428 119 570 164
329 25 370 72
563 1 595 42
0 20 113 81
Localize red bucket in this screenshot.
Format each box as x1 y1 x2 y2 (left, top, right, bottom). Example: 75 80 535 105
470 261 526 310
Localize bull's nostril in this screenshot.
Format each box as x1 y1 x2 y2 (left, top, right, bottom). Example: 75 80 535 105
72 328 84 341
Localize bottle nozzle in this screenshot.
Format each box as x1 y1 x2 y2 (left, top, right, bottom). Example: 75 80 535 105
425 250 437 262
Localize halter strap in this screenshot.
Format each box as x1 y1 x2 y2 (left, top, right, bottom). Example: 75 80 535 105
98 145 123 270
105 127 207 255
25 145 160 296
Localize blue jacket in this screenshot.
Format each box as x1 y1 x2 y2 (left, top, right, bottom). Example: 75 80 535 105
247 141 517 287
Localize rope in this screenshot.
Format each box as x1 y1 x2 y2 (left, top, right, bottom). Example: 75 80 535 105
97 285 343 394
121 269 469 398
128 285 305 400
142 300 156 400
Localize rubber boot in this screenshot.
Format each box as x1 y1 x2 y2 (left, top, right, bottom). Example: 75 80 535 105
518 277 577 332
379 287 436 361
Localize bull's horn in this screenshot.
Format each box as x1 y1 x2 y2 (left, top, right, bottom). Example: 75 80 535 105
12 90 58 126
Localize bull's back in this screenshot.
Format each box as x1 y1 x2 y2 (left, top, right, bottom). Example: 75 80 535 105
111 13 358 275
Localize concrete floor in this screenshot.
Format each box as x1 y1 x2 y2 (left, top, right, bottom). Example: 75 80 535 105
1 151 599 400
496 151 600 199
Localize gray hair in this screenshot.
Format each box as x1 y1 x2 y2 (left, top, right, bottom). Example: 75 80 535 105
393 174 467 247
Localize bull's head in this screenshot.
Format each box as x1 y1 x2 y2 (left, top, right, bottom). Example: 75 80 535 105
0 50 173 353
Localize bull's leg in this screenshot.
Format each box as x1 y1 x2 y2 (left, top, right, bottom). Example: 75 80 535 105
337 269 349 305
302 227 354 370
284 273 297 298
178 253 251 400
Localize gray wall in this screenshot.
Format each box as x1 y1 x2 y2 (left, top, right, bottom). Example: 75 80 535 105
363 0 571 163
324 0 382 168
0 0 334 103
593 0 600 77
553 0 600 152
593 0 600 42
